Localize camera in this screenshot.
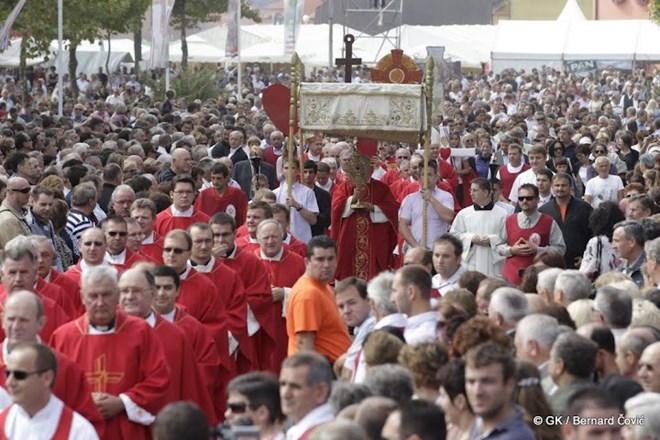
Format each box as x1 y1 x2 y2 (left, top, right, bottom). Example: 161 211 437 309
210 418 260 440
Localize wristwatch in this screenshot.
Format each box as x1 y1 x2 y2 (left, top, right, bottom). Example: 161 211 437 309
296 205 303 211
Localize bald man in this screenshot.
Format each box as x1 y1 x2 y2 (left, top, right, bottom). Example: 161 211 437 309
638 342 660 393
0 177 31 258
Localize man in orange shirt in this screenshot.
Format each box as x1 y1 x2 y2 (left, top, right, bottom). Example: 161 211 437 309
285 236 350 364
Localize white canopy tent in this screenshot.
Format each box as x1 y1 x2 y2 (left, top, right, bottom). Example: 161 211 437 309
490 19 660 72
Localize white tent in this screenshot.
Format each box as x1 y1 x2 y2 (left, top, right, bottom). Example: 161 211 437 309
490 19 660 72
557 0 586 22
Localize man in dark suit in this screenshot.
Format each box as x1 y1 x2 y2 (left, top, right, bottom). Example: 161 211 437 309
233 155 277 199
302 160 331 237
210 125 231 159
539 172 593 269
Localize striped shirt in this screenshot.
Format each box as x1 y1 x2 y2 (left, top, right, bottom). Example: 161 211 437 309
65 209 95 255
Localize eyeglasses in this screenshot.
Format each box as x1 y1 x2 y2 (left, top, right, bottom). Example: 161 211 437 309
5 369 48 380
227 402 248 413
107 231 128 237
82 241 104 247
594 150 606 154
518 196 537 202
163 247 187 254
9 187 30 194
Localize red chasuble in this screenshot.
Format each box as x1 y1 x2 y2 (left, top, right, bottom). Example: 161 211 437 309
502 214 553 285
0 345 105 437
235 224 248 239
221 247 278 373
139 233 165 264
194 186 248 226
48 268 82 319
34 278 77 321
61 263 94 317
152 314 218 425
49 311 170 440
171 306 224 417
0 290 69 343
254 248 306 374
330 179 400 281
178 268 231 372
286 235 307 259
154 207 211 237
236 235 260 254
197 260 252 374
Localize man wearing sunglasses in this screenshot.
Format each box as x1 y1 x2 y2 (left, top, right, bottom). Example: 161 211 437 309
0 342 99 438
497 183 566 285
0 291 104 435
0 177 31 260
101 216 151 274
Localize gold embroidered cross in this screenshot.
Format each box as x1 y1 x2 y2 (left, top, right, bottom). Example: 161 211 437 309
86 354 124 393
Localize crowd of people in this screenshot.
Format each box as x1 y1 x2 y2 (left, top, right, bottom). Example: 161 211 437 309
0 61 657 439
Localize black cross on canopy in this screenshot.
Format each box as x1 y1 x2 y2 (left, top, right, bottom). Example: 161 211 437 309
335 34 362 83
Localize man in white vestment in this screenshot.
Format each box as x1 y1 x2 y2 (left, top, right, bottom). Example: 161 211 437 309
450 177 508 276
0 342 99 439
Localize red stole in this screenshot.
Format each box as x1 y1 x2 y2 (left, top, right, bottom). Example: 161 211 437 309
0 403 73 440
330 179 399 281
502 213 553 285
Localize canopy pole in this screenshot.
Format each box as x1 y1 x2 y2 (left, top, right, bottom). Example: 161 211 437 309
287 53 301 199
421 56 434 249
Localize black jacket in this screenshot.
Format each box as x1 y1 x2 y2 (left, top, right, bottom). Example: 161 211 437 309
539 197 593 269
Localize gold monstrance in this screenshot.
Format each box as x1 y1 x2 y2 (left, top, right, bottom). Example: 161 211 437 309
344 146 372 210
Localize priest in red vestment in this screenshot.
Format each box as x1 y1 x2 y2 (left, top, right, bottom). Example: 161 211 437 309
62 228 112 317
162 230 230 371
118 268 217 424
49 266 170 440
155 175 210 236
330 153 399 280
235 201 273 253
0 236 70 343
131 198 165 264
0 291 105 437
194 162 248 226
188 223 252 374
210 214 278 373
102 216 150 274
151 266 225 418
255 219 306 373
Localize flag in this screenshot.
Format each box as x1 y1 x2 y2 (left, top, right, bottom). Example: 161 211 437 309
0 0 27 51
149 0 176 69
426 46 447 117
283 0 305 56
225 0 240 58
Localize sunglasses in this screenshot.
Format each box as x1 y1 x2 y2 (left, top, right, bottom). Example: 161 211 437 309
82 241 104 247
163 247 187 254
107 231 127 237
5 369 47 380
594 150 606 154
518 196 537 202
227 402 248 413
9 187 30 194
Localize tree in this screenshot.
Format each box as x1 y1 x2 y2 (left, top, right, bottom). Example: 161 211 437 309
651 0 660 24
171 0 261 70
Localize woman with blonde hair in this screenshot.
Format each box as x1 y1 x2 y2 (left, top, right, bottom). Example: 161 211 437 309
515 360 562 440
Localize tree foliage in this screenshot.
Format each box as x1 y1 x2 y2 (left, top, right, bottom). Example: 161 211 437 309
651 0 660 24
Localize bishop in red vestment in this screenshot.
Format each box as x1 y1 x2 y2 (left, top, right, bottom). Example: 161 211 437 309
49 266 170 440
330 178 399 281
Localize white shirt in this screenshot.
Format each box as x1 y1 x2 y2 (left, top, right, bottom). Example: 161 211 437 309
343 315 376 372
404 311 438 345
285 403 334 440
1 395 98 440
509 168 553 203
274 182 319 243
584 175 623 208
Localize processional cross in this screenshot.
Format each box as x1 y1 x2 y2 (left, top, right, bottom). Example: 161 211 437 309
335 34 362 83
